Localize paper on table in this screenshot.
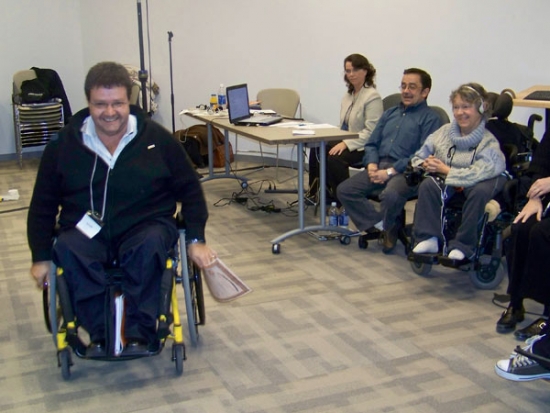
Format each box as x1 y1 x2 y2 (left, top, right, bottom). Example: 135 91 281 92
250 109 277 114
202 258 252 302
274 122 313 128
306 123 339 129
292 129 315 135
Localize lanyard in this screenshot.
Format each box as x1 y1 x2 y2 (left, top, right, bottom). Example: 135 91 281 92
89 154 110 221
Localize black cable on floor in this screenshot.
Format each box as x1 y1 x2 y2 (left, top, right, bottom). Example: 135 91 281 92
0 206 29 214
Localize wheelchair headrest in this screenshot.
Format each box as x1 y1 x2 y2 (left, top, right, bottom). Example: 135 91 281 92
492 90 515 120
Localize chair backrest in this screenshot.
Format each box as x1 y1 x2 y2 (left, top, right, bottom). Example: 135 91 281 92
256 88 300 118
130 83 140 106
430 105 451 125
491 91 514 120
382 93 401 111
13 69 37 95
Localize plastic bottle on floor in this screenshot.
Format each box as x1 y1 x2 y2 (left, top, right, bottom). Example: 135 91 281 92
338 206 349 228
328 202 339 227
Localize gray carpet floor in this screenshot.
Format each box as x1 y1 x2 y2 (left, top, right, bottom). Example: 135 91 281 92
0 157 548 413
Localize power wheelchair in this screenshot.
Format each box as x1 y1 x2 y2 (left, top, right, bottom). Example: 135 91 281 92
406 90 541 289
42 219 206 380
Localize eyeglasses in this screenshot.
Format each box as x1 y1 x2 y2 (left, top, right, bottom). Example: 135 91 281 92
399 83 421 92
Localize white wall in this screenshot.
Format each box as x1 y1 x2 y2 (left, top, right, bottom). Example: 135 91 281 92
0 0 86 157
1 0 549 157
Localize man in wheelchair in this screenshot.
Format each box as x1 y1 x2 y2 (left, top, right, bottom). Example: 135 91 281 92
27 62 216 357
409 83 507 264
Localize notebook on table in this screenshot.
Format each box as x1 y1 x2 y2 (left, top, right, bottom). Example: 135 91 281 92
226 83 283 126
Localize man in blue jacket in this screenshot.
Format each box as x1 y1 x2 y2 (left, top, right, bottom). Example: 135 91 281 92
337 68 442 253
28 62 216 356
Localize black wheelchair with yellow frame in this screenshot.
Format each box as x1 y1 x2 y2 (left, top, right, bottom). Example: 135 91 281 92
42 219 206 380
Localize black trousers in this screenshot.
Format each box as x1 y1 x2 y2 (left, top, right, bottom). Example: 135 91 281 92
308 144 364 201
53 220 178 344
506 215 550 307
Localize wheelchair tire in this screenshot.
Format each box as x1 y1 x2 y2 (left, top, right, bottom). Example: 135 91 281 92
192 264 206 326
410 260 432 276
183 261 205 347
58 348 71 380
470 258 505 290
173 344 185 375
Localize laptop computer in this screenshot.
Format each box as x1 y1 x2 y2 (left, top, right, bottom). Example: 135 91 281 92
226 84 283 126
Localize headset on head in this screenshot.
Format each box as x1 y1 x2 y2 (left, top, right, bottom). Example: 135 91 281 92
462 85 485 114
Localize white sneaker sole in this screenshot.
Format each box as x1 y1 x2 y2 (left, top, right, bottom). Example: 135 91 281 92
494 360 550 381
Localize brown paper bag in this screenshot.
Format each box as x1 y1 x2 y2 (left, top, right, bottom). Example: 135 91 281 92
202 258 251 302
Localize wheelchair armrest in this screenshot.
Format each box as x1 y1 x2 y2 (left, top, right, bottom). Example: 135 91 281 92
528 114 543 132
175 212 186 230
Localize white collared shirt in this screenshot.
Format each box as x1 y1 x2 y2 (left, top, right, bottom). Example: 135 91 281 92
81 115 138 168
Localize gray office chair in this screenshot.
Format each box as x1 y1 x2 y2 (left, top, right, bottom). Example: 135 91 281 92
430 105 450 125
235 88 301 181
382 93 402 111
257 88 301 118
130 83 141 106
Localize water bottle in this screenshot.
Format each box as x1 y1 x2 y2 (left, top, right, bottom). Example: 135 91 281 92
209 93 218 110
217 84 226 110
338 206 349 227
328 202 339 227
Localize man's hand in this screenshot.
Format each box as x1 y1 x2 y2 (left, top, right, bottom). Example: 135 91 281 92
527 177 550 199
187 243 218 269
367 163 378 181
514 198 543 223
370 170 390 184
328 142 348 156
30 261 51 289
422 155 450 175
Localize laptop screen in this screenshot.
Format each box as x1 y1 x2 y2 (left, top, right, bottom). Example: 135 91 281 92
227 84 251 123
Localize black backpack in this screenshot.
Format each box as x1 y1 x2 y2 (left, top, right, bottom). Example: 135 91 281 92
20 78 52 103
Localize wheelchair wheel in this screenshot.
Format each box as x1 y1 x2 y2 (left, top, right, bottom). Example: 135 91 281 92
358 235 368 249
43 276 64 343
183 261 205 347
58 348 72 380
173 344 185 375
191 263 206 326
410 260 432 276
470 257 505 290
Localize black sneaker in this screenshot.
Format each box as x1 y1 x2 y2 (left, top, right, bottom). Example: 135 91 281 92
495 335 550 381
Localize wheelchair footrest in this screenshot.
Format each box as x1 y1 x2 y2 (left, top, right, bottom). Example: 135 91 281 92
438 256 471 269
407 252 439 264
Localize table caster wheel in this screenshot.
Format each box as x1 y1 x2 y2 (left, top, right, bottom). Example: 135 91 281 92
272 243 281 254
339 235 351 245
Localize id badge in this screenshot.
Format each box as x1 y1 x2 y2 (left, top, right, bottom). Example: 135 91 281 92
76 211 104 239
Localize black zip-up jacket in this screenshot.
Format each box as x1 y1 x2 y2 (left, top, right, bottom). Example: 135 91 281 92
27 106 208 262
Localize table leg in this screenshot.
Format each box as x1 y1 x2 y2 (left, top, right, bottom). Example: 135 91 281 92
270 141 357 253
199 124 248 186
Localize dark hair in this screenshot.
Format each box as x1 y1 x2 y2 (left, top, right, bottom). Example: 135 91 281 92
403 68 432 91
84 62 133 101
343 53 376 94
450 82 488 118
